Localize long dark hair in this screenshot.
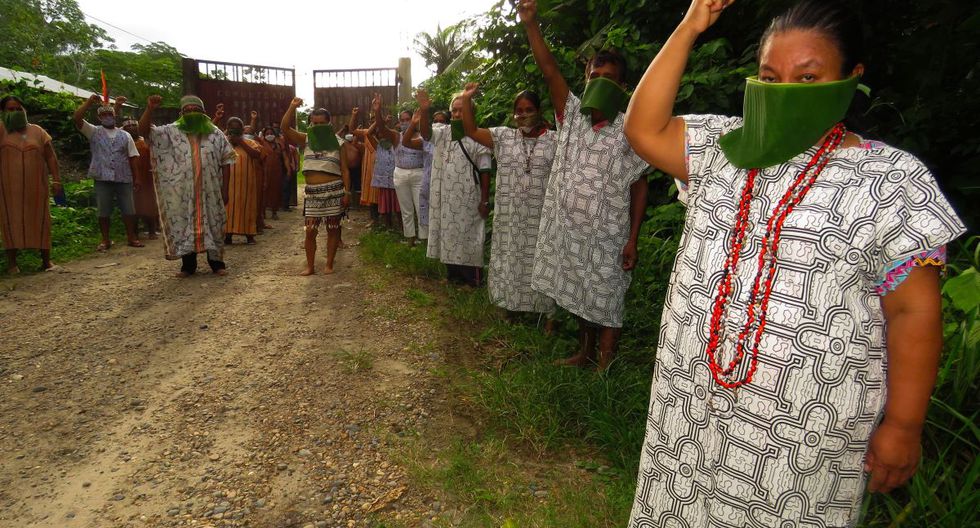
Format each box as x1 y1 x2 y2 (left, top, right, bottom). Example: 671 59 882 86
1 95 24 111
512 90 541 114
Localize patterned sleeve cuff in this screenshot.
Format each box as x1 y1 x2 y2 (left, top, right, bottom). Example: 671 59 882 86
876 246 947 295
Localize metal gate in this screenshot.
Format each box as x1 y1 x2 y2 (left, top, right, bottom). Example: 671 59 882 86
182 58 296 129
313 68 401 129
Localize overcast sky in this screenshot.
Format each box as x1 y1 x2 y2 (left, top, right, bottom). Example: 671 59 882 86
75 0 499 103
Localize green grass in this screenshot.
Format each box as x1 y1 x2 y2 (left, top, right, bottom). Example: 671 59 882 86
406 288 435 307
360 230 445 280
361 219 980 528
396 436 633 527
1 180 129 275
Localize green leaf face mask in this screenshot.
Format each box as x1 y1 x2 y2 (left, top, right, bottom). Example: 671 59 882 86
2 110 28 131
580 77 629 121
719 76 860 169
307 124 340 152
451 119 465 141
174 112 217 136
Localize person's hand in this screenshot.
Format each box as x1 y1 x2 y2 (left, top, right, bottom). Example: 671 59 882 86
213 104 225 121
622 241 639 271
290 97 304 108
412 107 422 126
351 106 360 117
50 181 62 196
371 93 382 113
461 82 479 100
478 202 490 219
864 421 922 494
341 194 351 209
250 110 258 120
516 0 537 24
114 96 127 106
414 89 431 109
679 0 732 35
147 95 163 109
88 93 102 106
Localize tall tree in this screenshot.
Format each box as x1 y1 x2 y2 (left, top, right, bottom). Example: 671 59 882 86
84 42 184 107
414 23 472 75
0 0 112 83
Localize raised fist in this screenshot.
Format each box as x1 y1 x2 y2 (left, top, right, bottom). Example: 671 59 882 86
414 89 431 108
147 95 163 109
88 93 102 105
290 97 304 108
517 0 538 24
114 96 128 106
250 110 258 119
461 82 479 99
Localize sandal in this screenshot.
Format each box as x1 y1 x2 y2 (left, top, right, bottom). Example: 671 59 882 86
97 241 113 252
128 240 145 248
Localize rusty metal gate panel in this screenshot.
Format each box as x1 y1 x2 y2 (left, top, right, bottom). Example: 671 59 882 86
182 58 296 129
313 68 400 128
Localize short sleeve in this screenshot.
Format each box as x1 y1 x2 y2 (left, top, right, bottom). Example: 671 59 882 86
871 153 966 282
217 134 236 166
489 127 510 158
680 114 741 200
148 124 173 152
431 123 450 146
79 120 96 139
126 133 139 157
476 144 492 172
556 92 582 131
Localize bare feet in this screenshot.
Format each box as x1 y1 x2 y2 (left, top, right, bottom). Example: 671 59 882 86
555 353 593 368
213 268 228 276
175 271 192 278
6 266 20 274
323 266 335 275
544 319 556 336
300 267 315 276
127 239 145 248
97 241 112 252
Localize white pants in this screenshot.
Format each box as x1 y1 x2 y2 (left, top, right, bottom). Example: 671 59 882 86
393 166 427 240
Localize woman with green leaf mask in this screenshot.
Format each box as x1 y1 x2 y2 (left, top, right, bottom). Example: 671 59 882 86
624 0 966 525
280 97 351 276
458 82 558 331
0 95 62 274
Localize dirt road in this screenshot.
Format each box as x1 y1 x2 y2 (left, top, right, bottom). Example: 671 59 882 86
0 208 454 528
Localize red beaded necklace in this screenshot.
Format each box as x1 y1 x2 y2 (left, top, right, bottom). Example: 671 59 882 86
706 123 847 389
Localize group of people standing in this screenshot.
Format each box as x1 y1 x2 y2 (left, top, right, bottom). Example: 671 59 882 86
0 0 969 525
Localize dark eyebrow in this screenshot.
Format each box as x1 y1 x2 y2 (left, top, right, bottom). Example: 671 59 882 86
796 59 823 69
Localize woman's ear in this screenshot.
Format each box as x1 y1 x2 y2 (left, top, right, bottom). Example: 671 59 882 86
851 63 865 78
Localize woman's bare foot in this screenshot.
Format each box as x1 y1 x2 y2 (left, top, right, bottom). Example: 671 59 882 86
555 353 593 368
300 267 315 276
213 268 228 276
175 271 192 278
323 265 335 275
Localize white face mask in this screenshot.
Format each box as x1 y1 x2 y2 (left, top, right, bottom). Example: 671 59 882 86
264 134 276 142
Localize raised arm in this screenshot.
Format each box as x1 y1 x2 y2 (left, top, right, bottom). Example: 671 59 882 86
402 108 424 150
280 97 307 147
624 0 731 181
519 0 569 116
212 103 226 127
249 110 259 132
73 93 101 130
372 93 399 143
416 90 433 141
113 96 128 119
139 95 162 139
347 107 360 132
459 82 494 149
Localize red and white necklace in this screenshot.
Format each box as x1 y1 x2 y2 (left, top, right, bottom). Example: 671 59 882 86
706 123 847 389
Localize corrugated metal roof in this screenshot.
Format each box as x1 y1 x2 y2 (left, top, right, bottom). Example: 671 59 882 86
0 66 138 108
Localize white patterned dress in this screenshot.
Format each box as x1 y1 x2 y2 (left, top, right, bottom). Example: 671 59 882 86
530 93 649 327
488 127 557 314
425 124 492 267
628 115 966 528
149 125 236 262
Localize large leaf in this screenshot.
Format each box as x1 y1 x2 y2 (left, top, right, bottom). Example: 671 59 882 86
943 267 980 312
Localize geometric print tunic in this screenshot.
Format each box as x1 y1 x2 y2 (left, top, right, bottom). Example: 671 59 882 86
487 126 557 314
425 124 492 268
530 93 649 327
628 115 966 527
